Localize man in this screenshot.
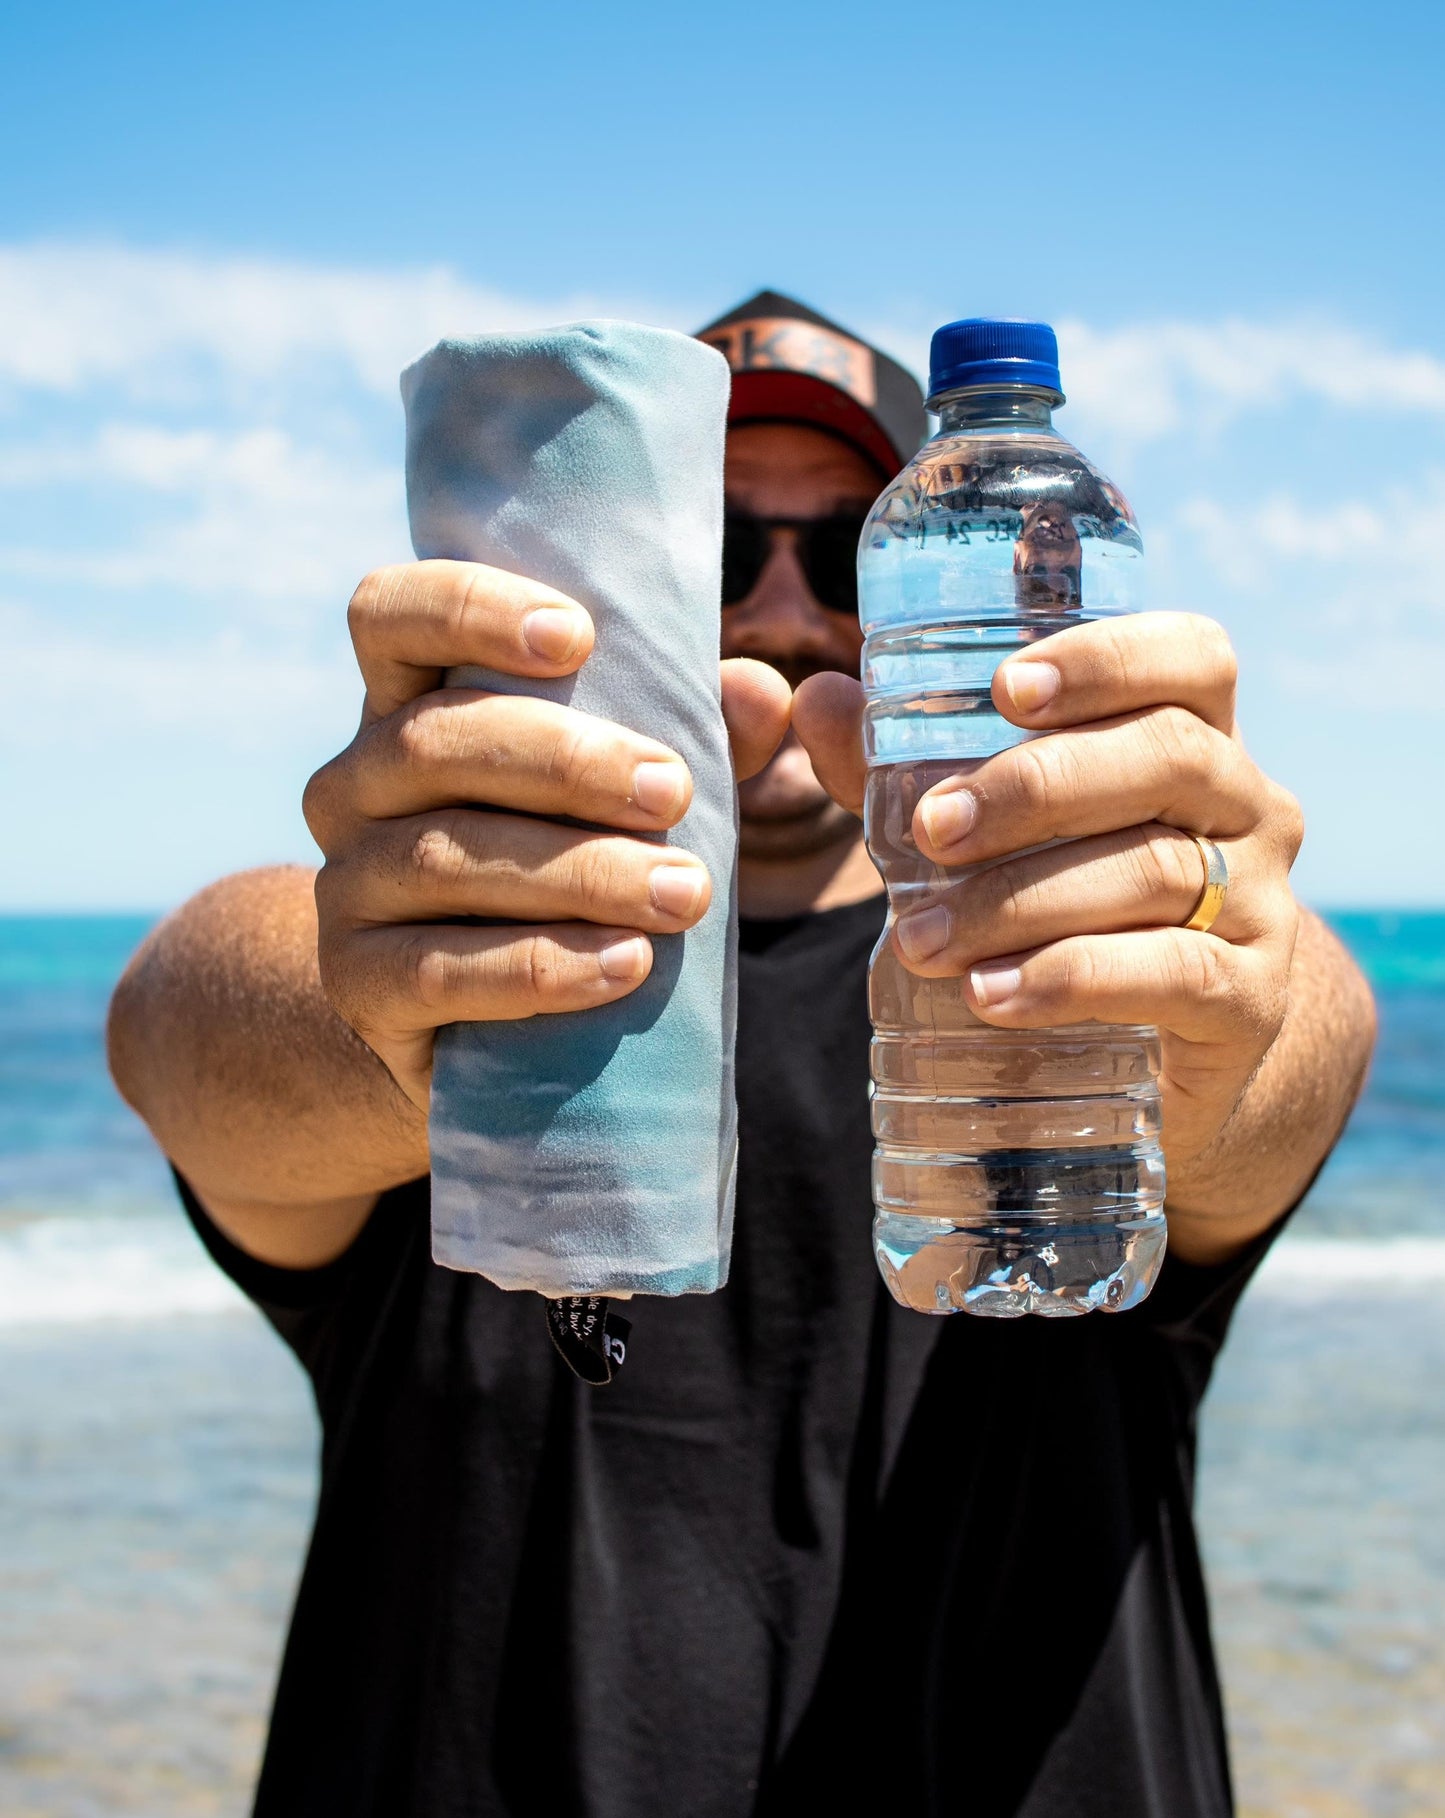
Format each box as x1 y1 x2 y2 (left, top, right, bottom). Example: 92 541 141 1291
109 290 1375 1817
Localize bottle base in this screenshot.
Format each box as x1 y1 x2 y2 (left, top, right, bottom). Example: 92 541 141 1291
875 1209 1168 1318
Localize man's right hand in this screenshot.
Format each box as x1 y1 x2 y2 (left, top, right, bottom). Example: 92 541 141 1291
304 561 788 1112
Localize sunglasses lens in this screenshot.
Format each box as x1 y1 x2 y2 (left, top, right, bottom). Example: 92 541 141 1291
721 511 769 605
721 510 868 613
801 515 865 615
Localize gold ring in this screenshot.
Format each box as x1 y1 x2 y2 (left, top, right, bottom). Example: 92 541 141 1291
1183 835 1229 934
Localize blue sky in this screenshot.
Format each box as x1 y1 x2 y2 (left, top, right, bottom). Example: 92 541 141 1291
2 0 1442 907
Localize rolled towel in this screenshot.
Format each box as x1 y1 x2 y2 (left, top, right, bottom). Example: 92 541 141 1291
401 322 737 1298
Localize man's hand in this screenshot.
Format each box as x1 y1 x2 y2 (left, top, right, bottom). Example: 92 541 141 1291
795 611 1372 1258
304 560 790 1110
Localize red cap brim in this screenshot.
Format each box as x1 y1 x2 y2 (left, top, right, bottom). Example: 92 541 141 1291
725 370 901 479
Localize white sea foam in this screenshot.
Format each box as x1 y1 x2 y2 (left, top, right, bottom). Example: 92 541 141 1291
1252 1236 1445 1293
0 1213 244 1327
2 1213 1444 1329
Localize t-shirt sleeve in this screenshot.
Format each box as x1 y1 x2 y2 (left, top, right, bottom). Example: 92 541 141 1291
1137 1197 1303 1410
173 1168 431 1400
1136 1056 1372 1406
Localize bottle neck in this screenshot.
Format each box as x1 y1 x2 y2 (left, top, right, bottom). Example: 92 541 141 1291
932 385 1060 432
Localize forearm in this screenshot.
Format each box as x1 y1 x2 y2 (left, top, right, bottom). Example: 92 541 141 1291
1164 907 1376 1261
109 866 428 1253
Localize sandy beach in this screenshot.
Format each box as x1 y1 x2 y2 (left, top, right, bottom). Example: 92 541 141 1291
3 1256 1442 1817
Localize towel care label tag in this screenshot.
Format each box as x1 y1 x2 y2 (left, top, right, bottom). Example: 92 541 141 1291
545 1296 633 1385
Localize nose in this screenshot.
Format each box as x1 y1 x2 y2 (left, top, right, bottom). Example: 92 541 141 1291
721 532 839 663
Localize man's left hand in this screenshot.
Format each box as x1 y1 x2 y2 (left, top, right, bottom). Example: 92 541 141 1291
794 611 1313 1228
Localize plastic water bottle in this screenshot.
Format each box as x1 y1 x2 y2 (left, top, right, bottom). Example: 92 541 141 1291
860 319 1167 1317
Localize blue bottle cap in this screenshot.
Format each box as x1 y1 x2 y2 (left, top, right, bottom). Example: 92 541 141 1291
927 318 1062 405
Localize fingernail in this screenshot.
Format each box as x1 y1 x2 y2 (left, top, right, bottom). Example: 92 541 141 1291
599 936 649 981
970 962 1022 1007
1002 661 1060 713
632 760 686 818
649 864 707 919
918 788 977 851
896 904 951 962
522 606 587 662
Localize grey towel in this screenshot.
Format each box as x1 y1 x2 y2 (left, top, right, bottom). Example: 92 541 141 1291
401 322 738 1296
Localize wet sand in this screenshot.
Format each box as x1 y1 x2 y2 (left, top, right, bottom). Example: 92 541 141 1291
2 1274 1442 1816
0 1315 314 1817
1198 1282 1445 1818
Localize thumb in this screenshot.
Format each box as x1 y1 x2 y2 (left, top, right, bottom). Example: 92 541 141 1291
721 658 793 780
791 672 866 815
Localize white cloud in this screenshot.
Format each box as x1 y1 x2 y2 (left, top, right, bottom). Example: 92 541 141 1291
0 244 687 622
3 238 1445 906
0 602 358 753
1158 470 1445 716
858 310 1445 446
1060 318 1445 444
0 422 406 602
1273 638 1445 714
7 242 1442 442
1173 470 1445 624
0 420 386 502
0 241 683 402
0 422 295 489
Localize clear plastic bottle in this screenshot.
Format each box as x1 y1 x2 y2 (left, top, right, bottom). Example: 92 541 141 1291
859 319 1167 1318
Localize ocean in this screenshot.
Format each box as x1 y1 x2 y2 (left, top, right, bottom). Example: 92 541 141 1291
1 911 1442 1816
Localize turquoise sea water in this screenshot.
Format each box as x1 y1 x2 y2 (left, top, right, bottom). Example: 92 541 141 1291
4 910 1440 1242
0 915 166 1218
1 911 1442 1814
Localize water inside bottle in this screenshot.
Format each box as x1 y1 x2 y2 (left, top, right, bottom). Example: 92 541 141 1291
859 402 1168 1317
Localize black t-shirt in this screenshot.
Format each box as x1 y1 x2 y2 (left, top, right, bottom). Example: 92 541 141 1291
181 894 1282 1818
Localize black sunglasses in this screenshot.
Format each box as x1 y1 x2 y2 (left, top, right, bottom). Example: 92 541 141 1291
721 508 869 615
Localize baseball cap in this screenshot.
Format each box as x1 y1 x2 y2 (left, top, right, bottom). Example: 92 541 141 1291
696 289 926 478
